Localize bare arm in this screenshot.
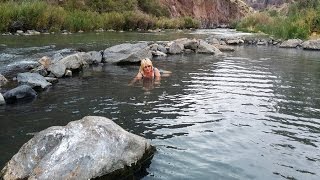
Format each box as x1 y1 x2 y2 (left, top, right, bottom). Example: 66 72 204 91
129 72 143 86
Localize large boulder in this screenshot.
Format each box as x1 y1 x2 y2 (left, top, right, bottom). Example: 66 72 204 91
1 116 155 180
17 72 51 89
103 43 152 64
301 39 320 50
3 85 37 104
197 40 222 55
279 39 303 48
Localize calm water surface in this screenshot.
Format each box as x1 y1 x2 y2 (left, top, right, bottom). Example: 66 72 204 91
0 30 320 180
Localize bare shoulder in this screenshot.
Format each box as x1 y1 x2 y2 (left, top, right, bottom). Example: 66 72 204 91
154 67 161 77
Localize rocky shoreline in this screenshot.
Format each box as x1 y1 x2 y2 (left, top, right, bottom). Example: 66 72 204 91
1 35 320 106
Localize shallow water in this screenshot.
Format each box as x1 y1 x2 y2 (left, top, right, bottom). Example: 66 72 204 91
0 30 320 179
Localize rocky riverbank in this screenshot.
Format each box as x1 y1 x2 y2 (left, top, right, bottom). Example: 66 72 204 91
1 35 320 105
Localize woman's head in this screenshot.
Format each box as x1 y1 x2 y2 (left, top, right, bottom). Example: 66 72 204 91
139 58 153 73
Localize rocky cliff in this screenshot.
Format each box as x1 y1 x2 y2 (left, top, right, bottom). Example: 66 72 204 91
158 0 253 28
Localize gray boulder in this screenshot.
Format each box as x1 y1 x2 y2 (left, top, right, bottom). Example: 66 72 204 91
301 39 320 50
59 53 89 70
168 42 184 54
48 63 66 78
103 42 152 64
1 116 154 180
197 40 222 55
86 51 102 64
17 72 51 89
279 39 303 48
3 85 37 104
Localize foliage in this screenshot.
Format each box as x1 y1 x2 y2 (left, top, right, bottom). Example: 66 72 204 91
0 0 200 33
137 0 170 17
234 1 320 39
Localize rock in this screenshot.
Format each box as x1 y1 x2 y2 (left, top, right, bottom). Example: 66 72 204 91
17 72 51 89
3 85 37 104
48 63 66 78
44 77 58 84
65 69 72 77
197 40 222 55
30 65 48 77
85 51 103 64
38 56 52 69
1 116 155 180
168 42 184 54
152 50 167 56
0 74 8 87
103 43 152 64
301 39 320 50
59 53 88 70
52 53 64 62
226 38 244 45
279 39 303 48
215 45 235 52
0 93 5 105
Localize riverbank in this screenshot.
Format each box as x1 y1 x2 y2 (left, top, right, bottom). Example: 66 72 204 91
0 0 199 34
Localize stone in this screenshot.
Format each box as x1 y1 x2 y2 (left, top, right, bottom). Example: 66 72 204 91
197 40 222 55
301 39 320 50
1 116 155 180
103 43 152 64
279 39 303 48
38 56 52 69
17 72 51 89
48 63 66 78
3 85 37 104
65 70 72 77
168 42 184 54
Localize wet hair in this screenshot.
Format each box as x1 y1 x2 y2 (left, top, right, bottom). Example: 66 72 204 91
139 58 153 73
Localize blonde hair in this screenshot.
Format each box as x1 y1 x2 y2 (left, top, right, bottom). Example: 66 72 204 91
139 58 153 73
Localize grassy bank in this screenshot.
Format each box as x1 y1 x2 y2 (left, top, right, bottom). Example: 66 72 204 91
233 0 320 39
0 0 200 33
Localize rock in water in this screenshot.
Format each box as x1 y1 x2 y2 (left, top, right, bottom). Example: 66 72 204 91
3 85 37 104
1 116 155 180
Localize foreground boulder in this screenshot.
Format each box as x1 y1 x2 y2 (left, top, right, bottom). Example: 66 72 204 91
103 42 152 64
3 85 37 104
1 116 155 180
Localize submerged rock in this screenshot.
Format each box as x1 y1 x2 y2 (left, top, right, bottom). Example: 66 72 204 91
3 85 37 104
1 116 155 180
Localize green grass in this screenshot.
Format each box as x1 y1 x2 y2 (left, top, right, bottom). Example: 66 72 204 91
233 1 320 39
0 0 200 33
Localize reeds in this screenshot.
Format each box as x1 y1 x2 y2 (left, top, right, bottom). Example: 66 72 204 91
0 0 200 33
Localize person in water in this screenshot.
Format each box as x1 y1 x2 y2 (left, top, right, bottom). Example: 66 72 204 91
135 58 161 79
129 58 171 90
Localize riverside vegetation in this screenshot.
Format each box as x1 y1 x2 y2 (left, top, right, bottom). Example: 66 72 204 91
233 0 320 39
0 0 200 33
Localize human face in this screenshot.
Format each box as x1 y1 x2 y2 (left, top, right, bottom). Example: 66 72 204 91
143 64 152 73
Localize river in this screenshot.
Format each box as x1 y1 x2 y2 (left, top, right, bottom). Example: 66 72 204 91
0 29 319 179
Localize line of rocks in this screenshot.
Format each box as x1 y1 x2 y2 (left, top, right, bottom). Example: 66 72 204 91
2 36 320 105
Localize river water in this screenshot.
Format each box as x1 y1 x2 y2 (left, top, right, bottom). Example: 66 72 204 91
0 29 319 179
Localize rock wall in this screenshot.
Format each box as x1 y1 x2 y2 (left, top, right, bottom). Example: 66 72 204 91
158 0 253 28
